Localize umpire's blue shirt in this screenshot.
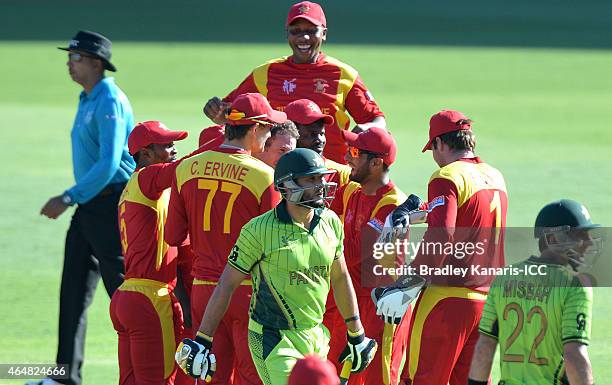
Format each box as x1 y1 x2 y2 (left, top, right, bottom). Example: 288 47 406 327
65 77 135 204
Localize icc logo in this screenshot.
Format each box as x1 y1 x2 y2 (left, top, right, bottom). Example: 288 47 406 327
283 79 297 95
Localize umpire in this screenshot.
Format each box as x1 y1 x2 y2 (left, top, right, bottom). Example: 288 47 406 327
39 30 135 385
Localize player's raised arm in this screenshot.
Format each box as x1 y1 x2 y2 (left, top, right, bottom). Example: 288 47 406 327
203 96 232 125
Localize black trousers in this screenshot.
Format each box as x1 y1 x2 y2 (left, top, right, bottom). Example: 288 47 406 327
56 186 125 385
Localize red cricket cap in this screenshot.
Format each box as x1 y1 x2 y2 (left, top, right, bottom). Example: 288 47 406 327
199 125 225 148
128 120 188 155
422 110 472 152
286 1 327 28
226 93 287 126
287 355 339 385
285 99 334 126
343 127 397 166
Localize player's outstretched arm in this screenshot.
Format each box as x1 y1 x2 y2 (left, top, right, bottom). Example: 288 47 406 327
330 255 361 331
176 265 246 380
331 256 378 373
564 342 594 385
467 334 497 384
198 264 247 336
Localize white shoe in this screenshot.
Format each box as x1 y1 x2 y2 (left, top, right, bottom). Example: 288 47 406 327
25 378 62 385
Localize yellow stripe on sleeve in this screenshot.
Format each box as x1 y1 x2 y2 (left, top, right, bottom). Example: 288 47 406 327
324 55 359 131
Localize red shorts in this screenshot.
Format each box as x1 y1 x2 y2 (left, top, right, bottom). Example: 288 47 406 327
403 287 486 385
327 296 411 385
191 280 262 385
110 279 184 385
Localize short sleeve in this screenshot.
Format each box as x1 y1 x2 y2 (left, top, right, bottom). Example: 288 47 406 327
344 75 385 124
228 221 263 274
562 284 593 345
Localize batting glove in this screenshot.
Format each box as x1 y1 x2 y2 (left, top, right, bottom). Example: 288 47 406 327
377 194 428 244
372 275 426 324
338 328 378 373
175 332 216 381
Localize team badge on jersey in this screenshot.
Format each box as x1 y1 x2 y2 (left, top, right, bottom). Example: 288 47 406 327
283 79 297 95
428 195 445 211
229 245 240 263
313 78 329 93
367 218 384 233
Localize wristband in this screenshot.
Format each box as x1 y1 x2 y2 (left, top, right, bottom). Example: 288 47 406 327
467 379 488 385
196 331 213 348
347 327 365 345
62 191 75 206
344 315 360 323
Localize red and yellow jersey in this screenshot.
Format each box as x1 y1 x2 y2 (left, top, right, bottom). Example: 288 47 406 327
331 181 407 297
118 162 183 287
164 146 281 281
324 157 351 191
223 54 384 164
413 157 508 291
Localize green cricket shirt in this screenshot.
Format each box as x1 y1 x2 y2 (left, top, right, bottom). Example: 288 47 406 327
479 257 593 384
228 200 344 330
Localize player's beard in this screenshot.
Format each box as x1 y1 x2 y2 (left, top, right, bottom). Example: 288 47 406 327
349 165 368 184
300 187 326 209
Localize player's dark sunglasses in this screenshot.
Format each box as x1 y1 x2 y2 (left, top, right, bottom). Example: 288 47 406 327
68 52 97 63
348 146 385 159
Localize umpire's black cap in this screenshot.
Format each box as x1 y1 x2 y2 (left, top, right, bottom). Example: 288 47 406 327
58 30 116 72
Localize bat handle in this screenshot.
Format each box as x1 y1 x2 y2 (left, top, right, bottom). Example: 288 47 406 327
339 359 352 385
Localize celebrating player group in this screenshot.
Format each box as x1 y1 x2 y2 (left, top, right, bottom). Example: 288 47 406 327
46 2 601 385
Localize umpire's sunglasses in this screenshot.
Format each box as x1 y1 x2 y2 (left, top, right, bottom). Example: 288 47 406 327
68 52 97 63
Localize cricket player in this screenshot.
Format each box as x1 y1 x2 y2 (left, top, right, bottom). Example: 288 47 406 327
203 1 386 164
285 98 351 189
175 149 378 385
326 127 409 385
254 120 299 167
165 93 284 385
469 199 599 385
374 110 508 385
110 120 192 385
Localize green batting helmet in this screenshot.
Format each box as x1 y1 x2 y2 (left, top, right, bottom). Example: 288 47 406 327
534 199 600 239
535 199 602 268
274 148 337 208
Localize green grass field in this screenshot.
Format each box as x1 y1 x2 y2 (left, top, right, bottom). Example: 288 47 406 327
0 40 611 384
